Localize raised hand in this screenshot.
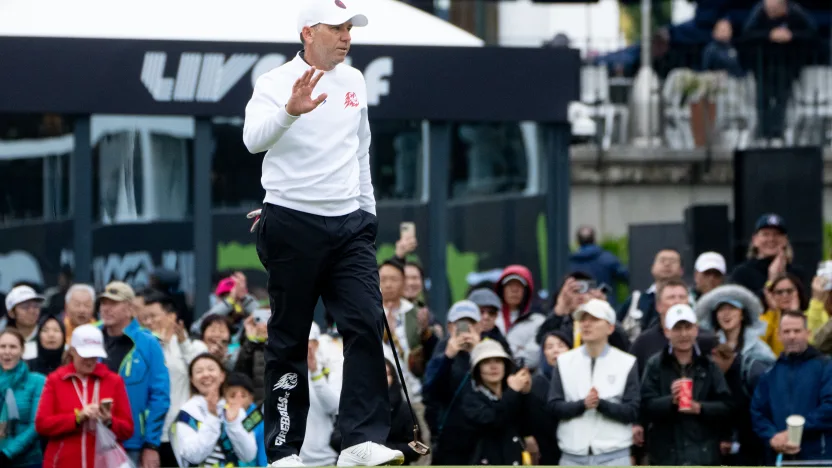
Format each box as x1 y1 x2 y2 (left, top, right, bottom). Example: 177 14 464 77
285 68 327 116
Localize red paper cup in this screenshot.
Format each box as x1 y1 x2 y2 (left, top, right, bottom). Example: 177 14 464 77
678 378 693 410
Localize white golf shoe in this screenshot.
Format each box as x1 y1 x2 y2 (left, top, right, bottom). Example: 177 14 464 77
269 454 306 467
337 441 405 466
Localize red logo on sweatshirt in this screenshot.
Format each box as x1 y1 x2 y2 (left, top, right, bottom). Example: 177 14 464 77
344 92 359 108
335 0 347 9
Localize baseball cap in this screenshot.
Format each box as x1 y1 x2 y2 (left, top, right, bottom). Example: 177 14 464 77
447 300 481 324
665 304 698 330
99 281 136 302
5 285 44 312
297 0 369 34
695 252 726 274
501 273 527 287
467 288 502 310
573 298 616 325
71 324 108 359
755 213 787 234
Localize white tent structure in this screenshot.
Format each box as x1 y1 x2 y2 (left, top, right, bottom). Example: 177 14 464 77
0 0 484 47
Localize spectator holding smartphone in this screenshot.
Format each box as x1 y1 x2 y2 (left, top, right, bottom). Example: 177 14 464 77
234 314 269 405
36 324 134 468
432 339 533 465
421 300 486 444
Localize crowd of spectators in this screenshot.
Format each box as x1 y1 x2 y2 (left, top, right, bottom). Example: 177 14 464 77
1 210 832 467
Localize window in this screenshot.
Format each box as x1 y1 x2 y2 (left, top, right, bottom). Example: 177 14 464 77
211 117 263 210
449 121 536 199
0 113 73 223
91 115 194 223
369 119 423 200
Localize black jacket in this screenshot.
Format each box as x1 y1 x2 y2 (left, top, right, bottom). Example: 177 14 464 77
234 339 266 405
432 382 531 466
641 346 734 466
730 257 809 305
528 372 560 465
721 355 768 466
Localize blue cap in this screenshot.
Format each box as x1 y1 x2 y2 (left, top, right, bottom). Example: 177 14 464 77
447 300 481 323
755 213 787 234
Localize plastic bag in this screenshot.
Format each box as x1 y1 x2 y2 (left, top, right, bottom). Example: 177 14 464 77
95 422 135 468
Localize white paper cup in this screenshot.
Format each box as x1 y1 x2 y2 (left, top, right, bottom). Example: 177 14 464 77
787 415 806 446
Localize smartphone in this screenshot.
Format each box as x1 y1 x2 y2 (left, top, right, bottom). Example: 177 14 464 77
400 222 416 240
456 321 470 334
818 261 832 291
101 398 113 412
515 357 526 369
253 308 271 324
575 280 597 294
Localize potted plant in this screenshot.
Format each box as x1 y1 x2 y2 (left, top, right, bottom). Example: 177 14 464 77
688 72 723 147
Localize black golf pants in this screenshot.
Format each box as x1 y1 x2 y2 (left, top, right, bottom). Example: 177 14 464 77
256 203 391 462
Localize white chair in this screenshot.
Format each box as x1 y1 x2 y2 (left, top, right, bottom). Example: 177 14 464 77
788 66 832 146
580 65 629 149
716 73 757 150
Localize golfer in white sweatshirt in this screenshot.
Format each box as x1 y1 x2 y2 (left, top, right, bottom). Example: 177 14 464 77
242 0 400 466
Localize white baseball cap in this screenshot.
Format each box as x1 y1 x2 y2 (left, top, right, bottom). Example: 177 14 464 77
573 298 616 325
665 304 698 330
71 324 108 359
695 252 726 274
297 0 369 34
5 285 44 312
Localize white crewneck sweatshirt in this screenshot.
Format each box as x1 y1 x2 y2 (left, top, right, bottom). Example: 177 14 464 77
243 52 376 217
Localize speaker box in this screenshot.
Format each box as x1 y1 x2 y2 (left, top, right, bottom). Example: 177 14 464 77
684 204 733 272
733 147 823 275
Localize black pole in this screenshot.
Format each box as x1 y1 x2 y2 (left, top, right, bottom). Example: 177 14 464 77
72 116 92 284
545 123 572 297
193 118 213 320
427 122 451 322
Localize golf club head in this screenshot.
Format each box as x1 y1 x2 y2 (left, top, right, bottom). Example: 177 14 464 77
409 440 430 456
409 427 430 455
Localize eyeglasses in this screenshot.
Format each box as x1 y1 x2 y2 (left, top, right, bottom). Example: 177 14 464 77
773 287 796 297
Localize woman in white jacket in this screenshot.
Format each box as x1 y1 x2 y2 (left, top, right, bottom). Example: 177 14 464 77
143 294 208 467
172 353 257 467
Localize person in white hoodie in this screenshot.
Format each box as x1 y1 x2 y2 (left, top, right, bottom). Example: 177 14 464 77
300 322 343 466
172 353 258 467
143 293 208 467
547 299 640 466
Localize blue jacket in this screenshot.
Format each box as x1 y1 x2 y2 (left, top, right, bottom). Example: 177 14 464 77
0 361 45 467
101 319 170 451
751 346 832 462
238 403 267 467
568 245 628 305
